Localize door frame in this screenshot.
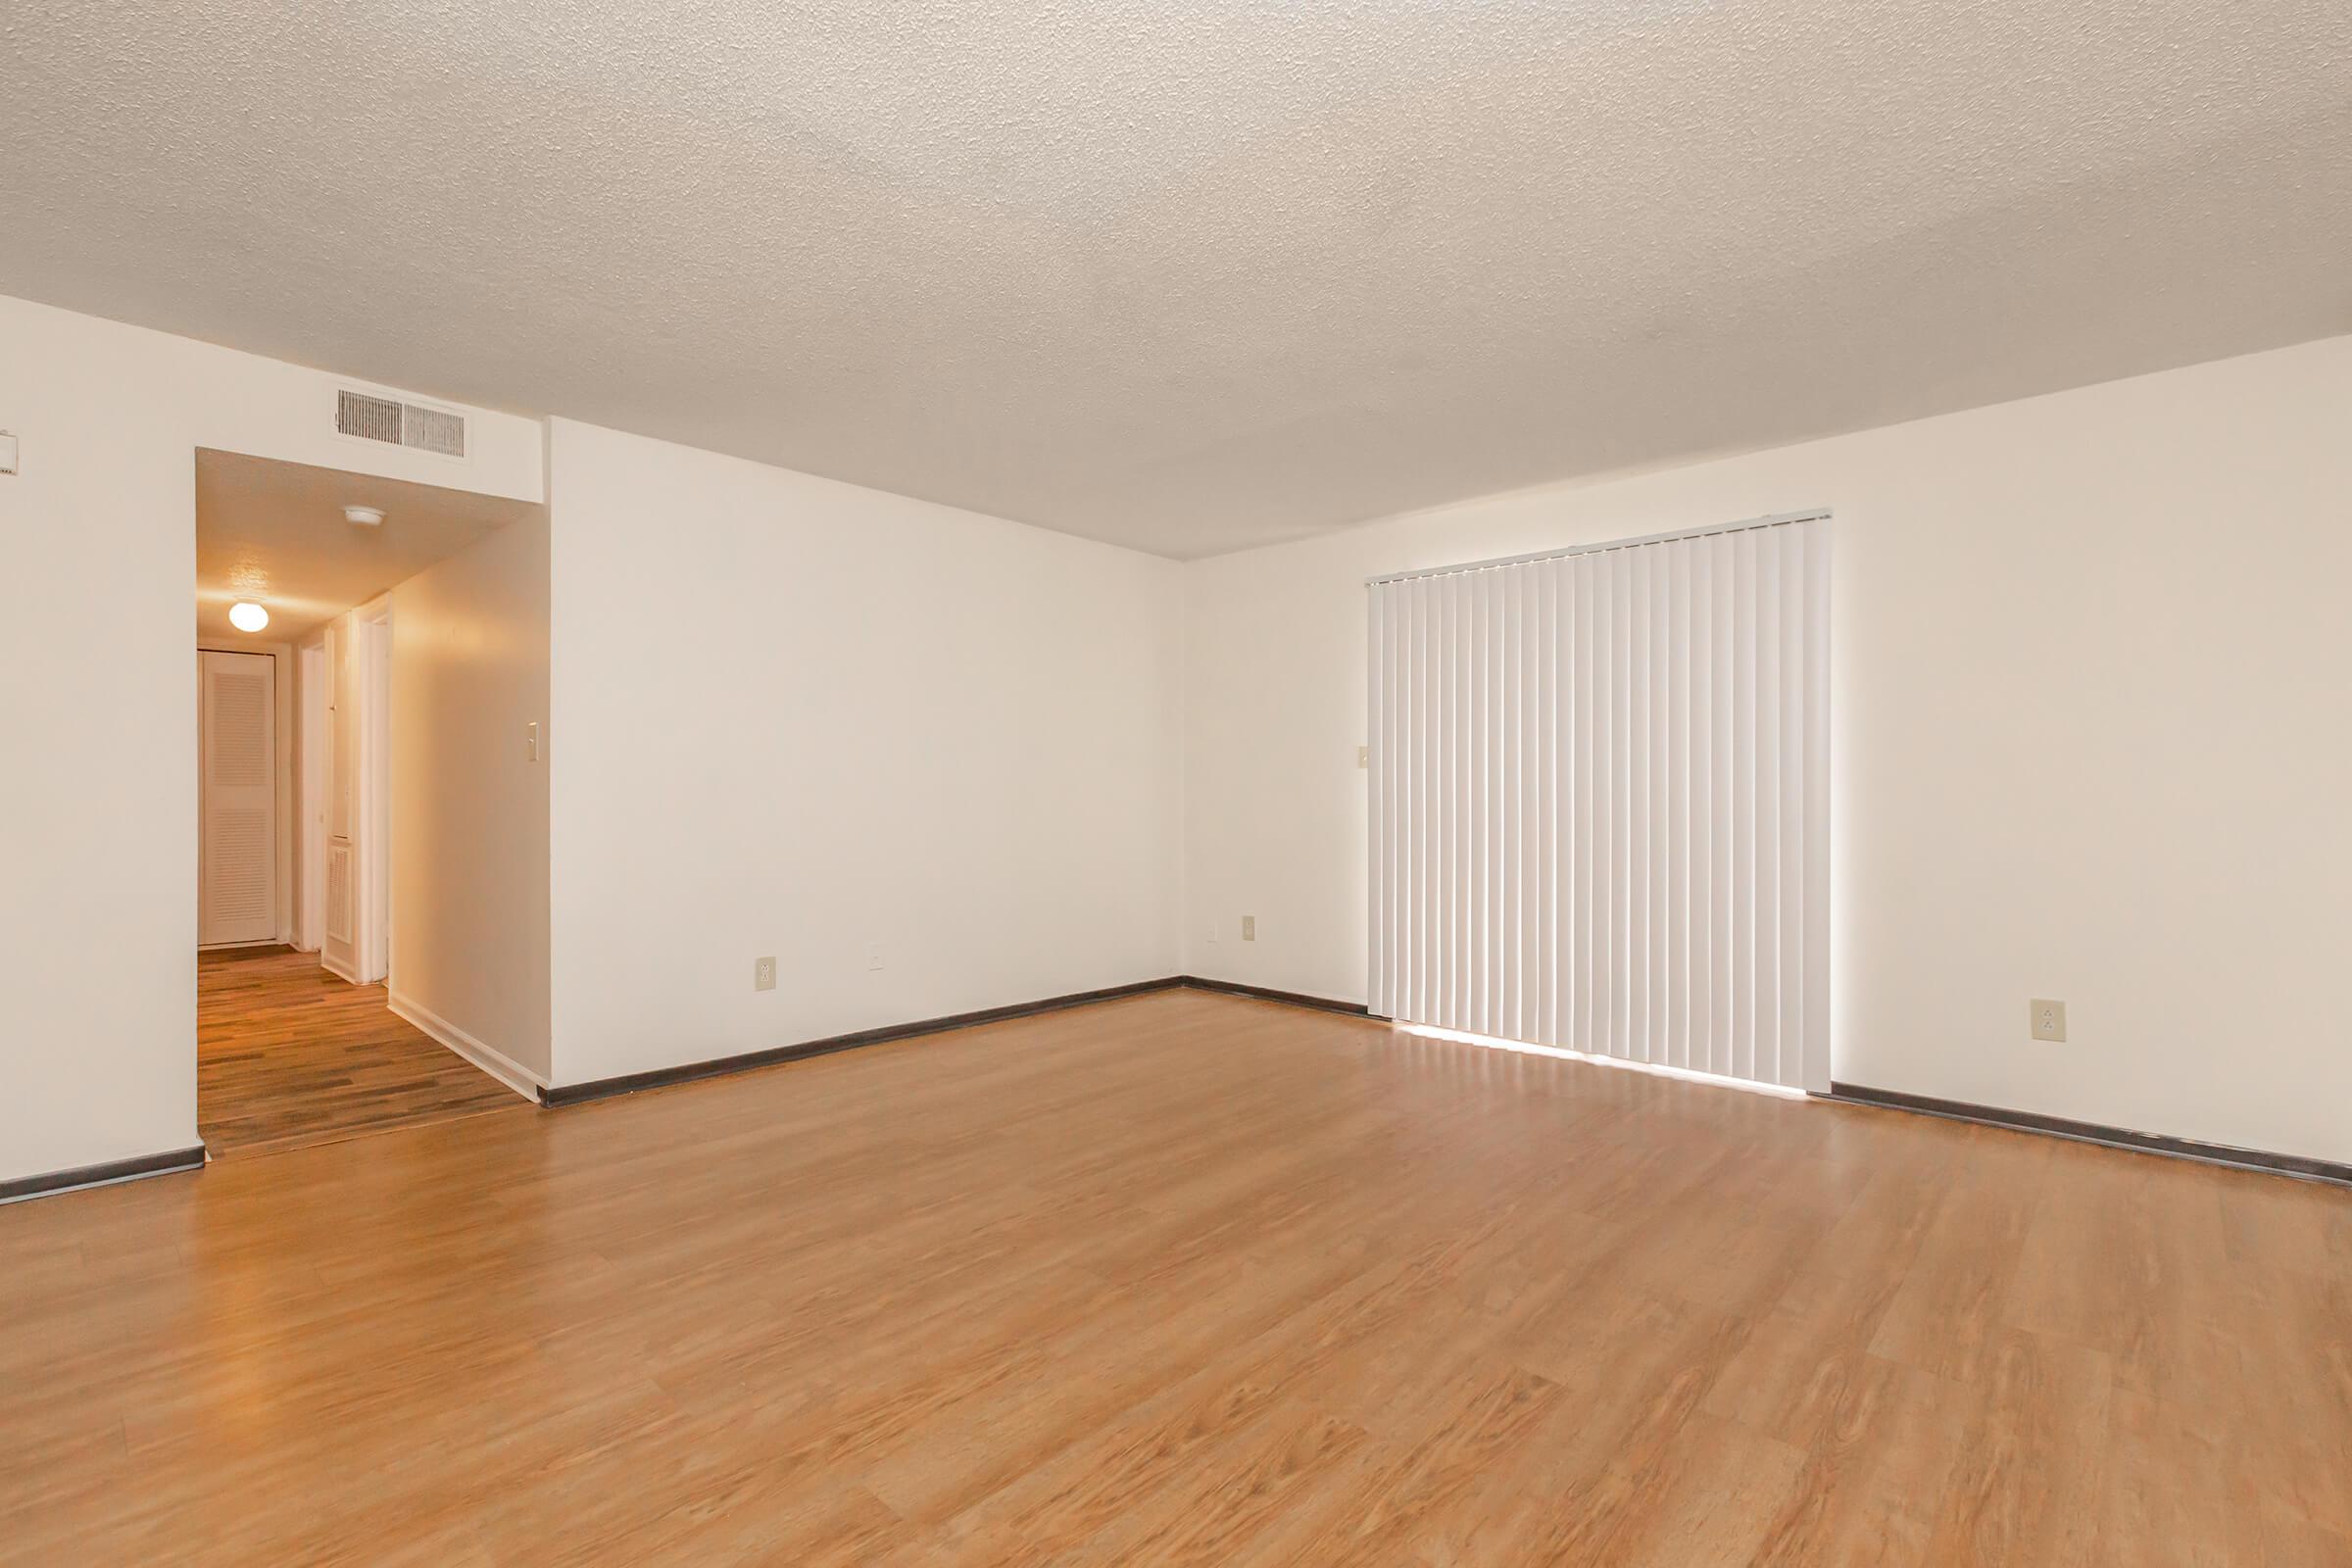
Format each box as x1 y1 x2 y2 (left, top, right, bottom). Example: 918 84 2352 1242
356 598 394 987
297 638 327 952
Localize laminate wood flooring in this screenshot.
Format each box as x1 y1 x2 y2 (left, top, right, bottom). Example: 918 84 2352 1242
7 988 2346 1563
196 946 524 1156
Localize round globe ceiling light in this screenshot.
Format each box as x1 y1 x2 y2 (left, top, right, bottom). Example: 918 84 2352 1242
228 601 270 633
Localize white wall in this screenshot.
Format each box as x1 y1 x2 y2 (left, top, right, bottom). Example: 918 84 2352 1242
546 419 1184 1087
387 512 553 1088
1183 336 2352 1165
11 279 2345 1178
0 292 544 1183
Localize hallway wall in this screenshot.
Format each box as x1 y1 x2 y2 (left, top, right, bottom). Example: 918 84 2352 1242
387 511 553 1090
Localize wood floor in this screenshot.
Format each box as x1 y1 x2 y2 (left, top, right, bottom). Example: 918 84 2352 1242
198 946 525 1155
6 991 2347 1564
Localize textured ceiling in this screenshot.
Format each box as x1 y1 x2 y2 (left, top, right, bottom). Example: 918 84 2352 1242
195 451 539 646
7 2 2350 559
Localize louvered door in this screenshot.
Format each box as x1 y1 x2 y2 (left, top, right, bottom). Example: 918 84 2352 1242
198 651 276 946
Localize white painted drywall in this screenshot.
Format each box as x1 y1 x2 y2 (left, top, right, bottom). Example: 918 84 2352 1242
387 511 553 1087
1183 336 2352 1165
545 418 1184 1087
0 291 544 1184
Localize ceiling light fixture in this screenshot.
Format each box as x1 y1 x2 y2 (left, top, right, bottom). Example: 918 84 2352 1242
228 601 270 633
344 505 385 526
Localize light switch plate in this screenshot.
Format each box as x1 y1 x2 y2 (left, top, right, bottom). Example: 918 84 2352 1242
755 956 777 992
1357 745 1369 768
2031 999 2066 1043
525 721 540 761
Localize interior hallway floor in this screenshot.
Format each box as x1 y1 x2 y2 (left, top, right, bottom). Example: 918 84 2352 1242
10 987 2348 1562
197 946 525 1156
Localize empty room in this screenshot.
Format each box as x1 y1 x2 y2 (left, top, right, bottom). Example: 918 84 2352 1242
1 3 2345 1563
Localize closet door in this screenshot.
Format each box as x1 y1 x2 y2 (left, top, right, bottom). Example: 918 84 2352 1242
198 651 276 946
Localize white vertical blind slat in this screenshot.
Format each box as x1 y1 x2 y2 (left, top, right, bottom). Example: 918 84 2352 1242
1368 515 1830 1091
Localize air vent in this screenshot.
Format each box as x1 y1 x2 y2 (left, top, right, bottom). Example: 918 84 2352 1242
337 388 467 459
403 404 466 457
337 390 403 445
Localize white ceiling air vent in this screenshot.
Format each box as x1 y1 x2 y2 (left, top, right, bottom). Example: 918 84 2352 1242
336 388 467 459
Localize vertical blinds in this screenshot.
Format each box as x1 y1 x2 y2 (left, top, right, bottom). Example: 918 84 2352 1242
1366 513 1831 1091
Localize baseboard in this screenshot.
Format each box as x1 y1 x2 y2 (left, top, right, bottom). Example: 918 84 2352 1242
1174 975 1372 1017
1826 1081 2352 1188
320 954 360 985
387 992 547 1102
540 976 1189 1107
0 1145 208 1205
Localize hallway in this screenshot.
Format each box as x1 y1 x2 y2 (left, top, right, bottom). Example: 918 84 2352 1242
198 947 525 1155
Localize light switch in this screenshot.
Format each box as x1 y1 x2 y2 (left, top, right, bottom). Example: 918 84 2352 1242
526 721 540 761
1357 745 1369 768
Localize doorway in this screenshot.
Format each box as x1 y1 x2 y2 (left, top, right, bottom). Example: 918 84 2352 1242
194 449 546 1155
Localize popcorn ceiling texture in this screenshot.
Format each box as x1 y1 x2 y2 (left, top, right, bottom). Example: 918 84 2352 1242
3 1 2347 557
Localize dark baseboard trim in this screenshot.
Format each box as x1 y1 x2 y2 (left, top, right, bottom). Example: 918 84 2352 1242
539 977 1188 1107
1825 1082 2351 1188
538 972 1380 1110
1173 976 1372 1017
0 1145 208 1205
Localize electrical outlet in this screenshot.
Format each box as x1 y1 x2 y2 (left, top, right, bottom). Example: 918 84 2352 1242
1242 915 1256 942
1205 922 1219 945
2031 999 2066 1043
866 944 884 971
754 956 776 992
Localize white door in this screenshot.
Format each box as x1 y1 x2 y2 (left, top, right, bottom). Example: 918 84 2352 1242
358 608 391 985
198 650 276 946
321 618 360 980
298 641 326 952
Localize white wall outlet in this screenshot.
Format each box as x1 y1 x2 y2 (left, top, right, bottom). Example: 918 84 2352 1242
866 944 884 971
754 956 776 992
1356 745 1369 768
2031 999 2066 1043
1242 915 1256 942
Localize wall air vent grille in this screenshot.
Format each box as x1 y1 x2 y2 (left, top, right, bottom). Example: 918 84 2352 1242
337 390 404 445
337 389 467 459
401 404 466 458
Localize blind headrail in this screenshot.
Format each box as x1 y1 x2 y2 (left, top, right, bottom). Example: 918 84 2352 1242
1364 508 1832 587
